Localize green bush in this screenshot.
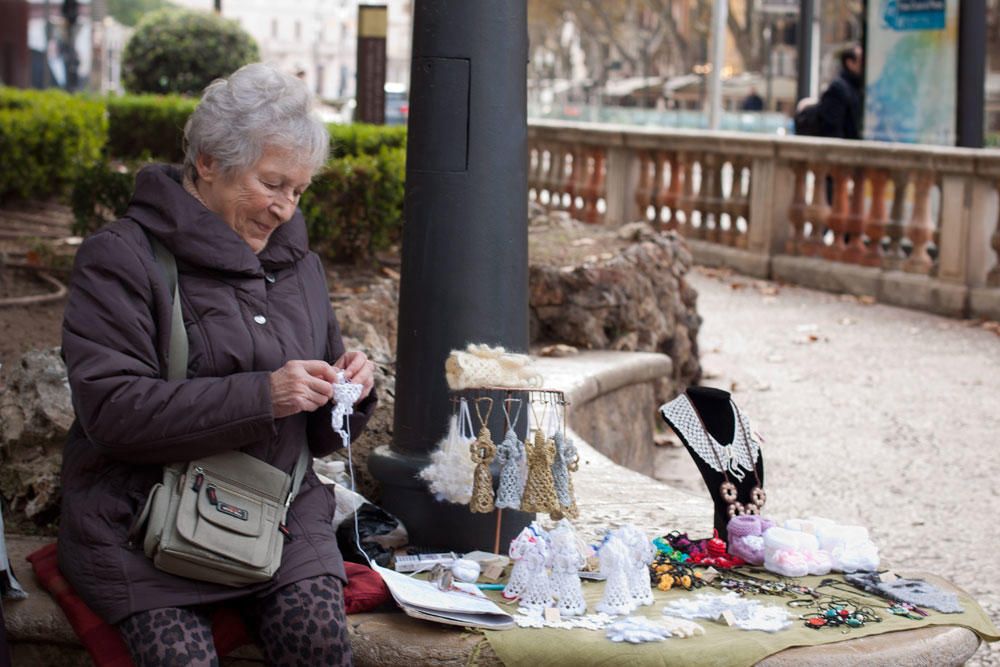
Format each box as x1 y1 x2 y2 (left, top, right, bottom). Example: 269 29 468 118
987 132 1000 149
0 87 106 201
301 146 406 263
107 94 197 162
70 160 139 236
328 123 407 158
123 9 259 95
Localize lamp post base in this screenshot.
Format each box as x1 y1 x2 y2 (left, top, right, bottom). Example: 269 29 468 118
368 445 532 554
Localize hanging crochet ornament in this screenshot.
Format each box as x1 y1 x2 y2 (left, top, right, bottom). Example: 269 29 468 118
469 398 497 513
504 523 546 600
518 531 555 611
521 428 560 513
549 520 587 616
550 429 579 520
495 399 527 510
595 534 635 616
419 398 477 504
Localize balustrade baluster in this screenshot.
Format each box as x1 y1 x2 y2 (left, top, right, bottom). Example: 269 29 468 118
883 171 908 270
654 152 672 230
803 165 829 256
543 145 561 210
786 162 808 255
904 171 935 274
698 154 718 242
989 178 1000 287
583 149 605 223
862 169 888 267
634 151 654 225
842 167 867 264
665 152 685 232
680 156 698 238
823 167 849 261
731 160 751 248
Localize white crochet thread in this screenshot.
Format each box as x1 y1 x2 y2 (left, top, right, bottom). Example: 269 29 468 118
445 343 543 390
618 525 655 608
504 523 546 600
662 592 792 633
659 394 760 481
518 533 554 611
595 535 634 616
418 399 476 504
331 371 363 449
606 617 671 643
549 521 586 616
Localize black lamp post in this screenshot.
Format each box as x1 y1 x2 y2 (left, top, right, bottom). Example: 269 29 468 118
368 0 533 552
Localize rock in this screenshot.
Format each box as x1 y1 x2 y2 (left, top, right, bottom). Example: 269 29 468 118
529 231 702 399
0 348 72 531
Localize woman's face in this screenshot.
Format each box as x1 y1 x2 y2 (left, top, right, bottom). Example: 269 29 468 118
196 146 314 254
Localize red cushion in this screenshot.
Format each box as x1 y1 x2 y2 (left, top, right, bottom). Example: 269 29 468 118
26 543 389 667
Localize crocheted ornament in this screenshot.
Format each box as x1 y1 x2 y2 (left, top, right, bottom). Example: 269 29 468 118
618 525 655 608
550 431 579 520
521 429 560 513
504 523 546 600
606 617 671 643
549 521 586 616
445 343 543 390
418 400 476 504
495 400 526 510
663 591 792 633
595 535 635 616
468 399 497 513
518 533 554 611
331 371 364 449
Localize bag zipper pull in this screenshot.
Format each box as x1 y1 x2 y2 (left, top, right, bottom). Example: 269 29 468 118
191 467 205 492
206 484 218 506
279 523 293 541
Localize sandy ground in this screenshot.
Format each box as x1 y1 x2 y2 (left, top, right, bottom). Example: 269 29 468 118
653 266 1000 665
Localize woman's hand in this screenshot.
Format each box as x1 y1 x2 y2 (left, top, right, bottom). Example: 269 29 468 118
270 360 338 419
334 350 375 403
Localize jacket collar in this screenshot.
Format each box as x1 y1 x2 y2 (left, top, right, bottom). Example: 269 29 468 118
125 164 309 276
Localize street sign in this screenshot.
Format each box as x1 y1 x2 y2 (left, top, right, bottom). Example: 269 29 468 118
356 4 388 124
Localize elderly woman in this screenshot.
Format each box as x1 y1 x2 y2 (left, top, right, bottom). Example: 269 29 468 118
58 63 375 666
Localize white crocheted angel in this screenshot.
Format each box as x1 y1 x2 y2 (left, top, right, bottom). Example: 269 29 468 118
595 534 635 616
549 521 586 616
418 399 476 504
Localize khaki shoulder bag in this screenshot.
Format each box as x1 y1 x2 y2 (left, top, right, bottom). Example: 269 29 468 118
129 233 310 587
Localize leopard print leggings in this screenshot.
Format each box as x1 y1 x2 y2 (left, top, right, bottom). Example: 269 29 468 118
117 575 352 667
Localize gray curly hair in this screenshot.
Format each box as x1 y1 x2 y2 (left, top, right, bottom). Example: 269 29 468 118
183 63 329 179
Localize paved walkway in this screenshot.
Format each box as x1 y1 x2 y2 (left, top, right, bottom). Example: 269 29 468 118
662 266 1000 666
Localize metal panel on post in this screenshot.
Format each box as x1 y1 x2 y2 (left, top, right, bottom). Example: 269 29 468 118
368 0 532 552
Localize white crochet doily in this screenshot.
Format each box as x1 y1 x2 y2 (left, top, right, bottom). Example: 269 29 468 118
659 394 760 481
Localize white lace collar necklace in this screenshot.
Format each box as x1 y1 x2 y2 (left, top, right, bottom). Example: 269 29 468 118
659 394 760 481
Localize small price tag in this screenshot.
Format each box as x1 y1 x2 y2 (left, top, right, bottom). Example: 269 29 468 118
719 610 736 626
879 570 898 583
482 563 505 582
700 566 719 583
544 607 562 623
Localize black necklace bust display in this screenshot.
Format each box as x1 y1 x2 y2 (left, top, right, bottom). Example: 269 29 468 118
659 386 765 541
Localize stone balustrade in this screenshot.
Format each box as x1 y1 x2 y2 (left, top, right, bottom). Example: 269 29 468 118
528 119 1000 320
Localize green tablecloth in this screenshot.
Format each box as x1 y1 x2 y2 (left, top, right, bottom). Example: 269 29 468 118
482 572 999 667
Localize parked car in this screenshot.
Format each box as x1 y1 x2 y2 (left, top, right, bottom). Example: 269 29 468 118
385 82 408 126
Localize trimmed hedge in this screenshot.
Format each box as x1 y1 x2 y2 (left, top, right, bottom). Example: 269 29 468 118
72 146 406 263
107 94 197 162
328 123 407 158
0 88 106 201
300 145 406 262
123 9 259 95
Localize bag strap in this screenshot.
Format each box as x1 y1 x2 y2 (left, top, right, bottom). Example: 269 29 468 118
143 230 310 505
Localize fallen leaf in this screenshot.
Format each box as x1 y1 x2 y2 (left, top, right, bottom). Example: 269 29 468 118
858 295 876 305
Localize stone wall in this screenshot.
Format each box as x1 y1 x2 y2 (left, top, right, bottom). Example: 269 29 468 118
530 223 702 400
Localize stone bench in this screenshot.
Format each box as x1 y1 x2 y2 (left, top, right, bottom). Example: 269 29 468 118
1 351 984 665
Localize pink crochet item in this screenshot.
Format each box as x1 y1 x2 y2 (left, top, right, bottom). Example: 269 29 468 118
727 516 767 565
